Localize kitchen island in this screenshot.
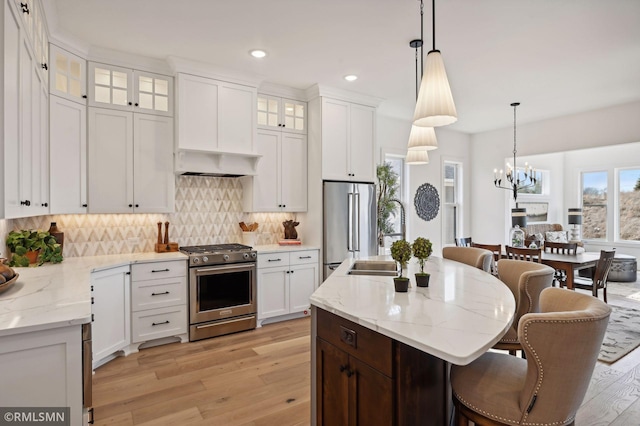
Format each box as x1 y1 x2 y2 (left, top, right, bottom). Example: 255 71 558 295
310 255 516 425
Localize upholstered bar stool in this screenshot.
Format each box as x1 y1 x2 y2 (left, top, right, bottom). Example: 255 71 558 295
442 246 493 273
452 287 611 425
493 259 554 356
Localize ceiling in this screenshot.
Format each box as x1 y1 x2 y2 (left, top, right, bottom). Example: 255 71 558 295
48 0 640 134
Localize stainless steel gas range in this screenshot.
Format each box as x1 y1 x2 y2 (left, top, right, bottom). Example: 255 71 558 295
180 244 257 341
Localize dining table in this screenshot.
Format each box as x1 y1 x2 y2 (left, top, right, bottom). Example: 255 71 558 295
537 251 601 289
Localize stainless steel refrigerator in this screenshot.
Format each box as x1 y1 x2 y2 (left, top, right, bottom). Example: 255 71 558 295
323 181 377 280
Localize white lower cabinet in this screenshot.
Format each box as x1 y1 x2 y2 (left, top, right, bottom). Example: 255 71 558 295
91 265 131 368
0 325 84 425
130 260 188 348
257 249 319 325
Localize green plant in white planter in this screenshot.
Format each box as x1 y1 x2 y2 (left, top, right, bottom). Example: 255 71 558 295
412 237 433 287
390 239 412 292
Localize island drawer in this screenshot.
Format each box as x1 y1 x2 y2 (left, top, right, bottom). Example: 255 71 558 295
317 308 392 377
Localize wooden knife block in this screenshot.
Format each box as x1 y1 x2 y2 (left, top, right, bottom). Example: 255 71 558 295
155 242 179 253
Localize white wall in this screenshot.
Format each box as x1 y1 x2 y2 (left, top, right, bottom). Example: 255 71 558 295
377 115 472 255
470 101 640 257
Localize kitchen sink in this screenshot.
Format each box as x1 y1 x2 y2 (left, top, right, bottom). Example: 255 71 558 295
348 260 399 277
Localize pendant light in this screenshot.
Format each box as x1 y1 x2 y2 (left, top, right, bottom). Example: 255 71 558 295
413 0 457 127
406 3 436 164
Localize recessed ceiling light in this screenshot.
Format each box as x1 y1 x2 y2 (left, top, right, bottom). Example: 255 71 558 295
250 50 266 58
344 75 358 82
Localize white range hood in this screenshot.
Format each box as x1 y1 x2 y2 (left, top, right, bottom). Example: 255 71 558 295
174 150 261 177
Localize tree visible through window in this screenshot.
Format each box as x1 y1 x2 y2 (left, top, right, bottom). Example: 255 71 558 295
618 168 640 241
582 171 607 239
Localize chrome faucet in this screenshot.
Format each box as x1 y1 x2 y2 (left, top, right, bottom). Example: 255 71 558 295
388 198 406 241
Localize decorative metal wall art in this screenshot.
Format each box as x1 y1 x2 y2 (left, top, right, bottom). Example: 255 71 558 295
414 183 440 221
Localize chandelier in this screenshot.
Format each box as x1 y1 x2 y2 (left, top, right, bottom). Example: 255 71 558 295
493 102 538 202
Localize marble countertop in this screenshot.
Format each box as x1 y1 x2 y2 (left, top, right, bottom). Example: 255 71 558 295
254 244 319 253
0 252 187 337
310 255 516 366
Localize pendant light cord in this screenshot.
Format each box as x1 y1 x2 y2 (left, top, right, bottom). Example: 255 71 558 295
420 0 424 74
432 0 436 51
415 48 419 100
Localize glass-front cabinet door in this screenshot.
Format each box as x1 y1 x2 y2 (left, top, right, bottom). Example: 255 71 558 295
257 94 306 134
50 45 86 103
135 71 173 117
88 62 173 115
88 62 132 111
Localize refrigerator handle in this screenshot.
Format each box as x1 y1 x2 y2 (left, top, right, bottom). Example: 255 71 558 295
347 192 354 252
354 193 360 251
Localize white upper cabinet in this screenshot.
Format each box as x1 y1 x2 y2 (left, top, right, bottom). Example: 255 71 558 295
88 107 174 214
321 98 375 183
50 44 86 104
88 62 173 116
2 0 49 218
257 94 306 134
49 95 87 214
176 73 256 154
241 129 307 212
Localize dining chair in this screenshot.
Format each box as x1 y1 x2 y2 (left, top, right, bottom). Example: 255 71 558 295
573 249 615 303
493 259 555 356
442 246 493 273
505 246 542 263
470 242 501 275
455 237 472 247
543 241 578 287
451 287 611 426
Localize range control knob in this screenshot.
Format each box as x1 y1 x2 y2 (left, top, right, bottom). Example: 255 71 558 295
192 257 200 264
251 252 257 258
223 254 230 261
202 256 209 262
243 253 250 259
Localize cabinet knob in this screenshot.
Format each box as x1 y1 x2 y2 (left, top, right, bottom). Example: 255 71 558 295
282 124 286 127
128 204 133 208
20 3 29 14
82 95 87 99
128 102 132 106
82 203 88 207
20 200 31 206
135 204 139 208
42 202 48 207
135 103 139 107
41 63 48 70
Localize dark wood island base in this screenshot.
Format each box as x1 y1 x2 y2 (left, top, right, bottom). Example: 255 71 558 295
314 307 451 425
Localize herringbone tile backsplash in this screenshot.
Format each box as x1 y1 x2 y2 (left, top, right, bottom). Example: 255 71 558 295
1 176 297 258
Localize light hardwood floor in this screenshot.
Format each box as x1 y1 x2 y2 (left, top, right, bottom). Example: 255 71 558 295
92 281 640 426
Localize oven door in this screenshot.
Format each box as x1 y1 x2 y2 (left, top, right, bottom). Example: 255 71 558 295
190 262 257 325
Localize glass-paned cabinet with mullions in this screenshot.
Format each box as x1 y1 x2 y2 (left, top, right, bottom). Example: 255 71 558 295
92 65 130 107
51 46 85 102
257 95 306 134
137 75 169 113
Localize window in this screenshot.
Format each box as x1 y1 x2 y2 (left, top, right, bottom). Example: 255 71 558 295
443 161 462 245
618 168 640 241
382 155 405 247
582 171 607 240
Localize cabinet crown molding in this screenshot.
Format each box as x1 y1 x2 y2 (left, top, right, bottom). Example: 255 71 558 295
168 56 262 88
305 84 384 108
258 83 307 102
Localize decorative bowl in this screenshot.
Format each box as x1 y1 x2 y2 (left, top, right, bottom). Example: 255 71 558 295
0 273 19 294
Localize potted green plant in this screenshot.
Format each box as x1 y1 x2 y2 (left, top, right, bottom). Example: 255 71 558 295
6 230 63 267
390 239 412 292
412 237 433 287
